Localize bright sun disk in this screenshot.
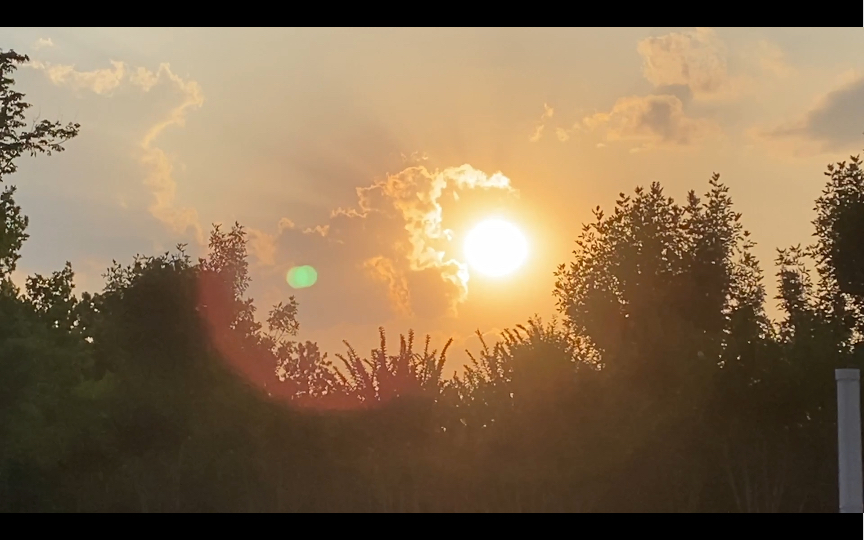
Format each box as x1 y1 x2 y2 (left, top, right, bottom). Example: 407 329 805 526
464 219 528 278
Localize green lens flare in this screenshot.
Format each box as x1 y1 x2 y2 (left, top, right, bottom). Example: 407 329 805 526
287 265 318 289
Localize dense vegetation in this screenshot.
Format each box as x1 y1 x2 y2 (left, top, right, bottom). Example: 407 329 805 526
2 49 863 513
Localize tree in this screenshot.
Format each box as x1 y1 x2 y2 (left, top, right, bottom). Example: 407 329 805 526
813 154 864 328
551 176 771 511
553 177 761 409
0 49 90 512
0 50 79 278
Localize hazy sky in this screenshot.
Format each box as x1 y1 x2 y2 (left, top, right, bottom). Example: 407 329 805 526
4 27 864 363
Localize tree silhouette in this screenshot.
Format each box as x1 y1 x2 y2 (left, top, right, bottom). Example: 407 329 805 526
335 328 452 405
814 156 864 306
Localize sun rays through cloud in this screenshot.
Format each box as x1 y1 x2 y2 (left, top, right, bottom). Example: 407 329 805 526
249 164 520 319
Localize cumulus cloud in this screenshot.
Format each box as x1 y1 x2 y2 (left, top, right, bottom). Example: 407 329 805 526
29 56 205 241
355 164 514 314
254 164 518 322
540 29 793 150
637 28 791 101
529 103 554 142
758 73 864 154
637 28 729 97
583 94 718 148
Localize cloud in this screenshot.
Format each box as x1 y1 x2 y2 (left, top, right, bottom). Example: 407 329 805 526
29 59 127 96
254 164 518 322
246 229 278 267
758 73 864 154
637 28 791 101
137 64 205 242
32 38 54 51
29 57 205 242
245 219 300 268
637 28 729 98
533 109 586 145
583 94 718 148
529 103 554 142
541 29 792 149
355 164 514 308
553 115 592 143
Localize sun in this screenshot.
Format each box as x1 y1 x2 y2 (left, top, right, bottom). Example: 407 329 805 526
463 218 529 278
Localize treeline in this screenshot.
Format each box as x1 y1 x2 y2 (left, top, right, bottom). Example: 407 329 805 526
2 49 864 513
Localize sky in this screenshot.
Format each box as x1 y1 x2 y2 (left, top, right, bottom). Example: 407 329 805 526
4 27 864 366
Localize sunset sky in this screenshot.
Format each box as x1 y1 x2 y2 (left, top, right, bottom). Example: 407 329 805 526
4 27 864 363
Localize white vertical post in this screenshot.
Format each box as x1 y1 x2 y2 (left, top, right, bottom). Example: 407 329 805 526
836 368 863 513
